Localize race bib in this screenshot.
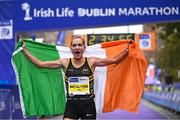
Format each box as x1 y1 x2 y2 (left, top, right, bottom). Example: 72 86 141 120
68 76 90 96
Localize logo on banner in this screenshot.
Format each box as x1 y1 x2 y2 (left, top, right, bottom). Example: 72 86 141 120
139 34 151 49
22 3 32 21
0 20 13 40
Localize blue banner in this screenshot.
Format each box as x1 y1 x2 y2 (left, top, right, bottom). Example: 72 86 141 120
14 0 180 31
0 1 16 85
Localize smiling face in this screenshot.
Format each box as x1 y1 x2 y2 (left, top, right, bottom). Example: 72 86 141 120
70 37 86 60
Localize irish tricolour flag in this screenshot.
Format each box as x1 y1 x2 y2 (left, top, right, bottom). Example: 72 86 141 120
12 39 148 117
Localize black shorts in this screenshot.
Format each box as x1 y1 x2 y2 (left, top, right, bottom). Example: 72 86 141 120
63 98 96 119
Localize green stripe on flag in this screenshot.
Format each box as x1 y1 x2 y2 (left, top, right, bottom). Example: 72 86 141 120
13 39 66 117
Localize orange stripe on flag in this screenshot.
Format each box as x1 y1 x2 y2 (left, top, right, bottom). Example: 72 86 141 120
101 39 130 48
103 41 148 113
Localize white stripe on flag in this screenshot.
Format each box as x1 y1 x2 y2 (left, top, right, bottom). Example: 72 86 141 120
56 46 73 58
85 47 107 113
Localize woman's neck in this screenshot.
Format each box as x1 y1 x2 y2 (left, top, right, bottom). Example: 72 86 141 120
72 57 85 68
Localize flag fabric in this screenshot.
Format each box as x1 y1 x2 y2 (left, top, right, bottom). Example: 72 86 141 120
12 39 148 117
12 40 66 117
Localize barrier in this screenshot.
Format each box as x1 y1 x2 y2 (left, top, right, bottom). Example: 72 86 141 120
143 91 180 113
0 85 33 119
0 89 12 119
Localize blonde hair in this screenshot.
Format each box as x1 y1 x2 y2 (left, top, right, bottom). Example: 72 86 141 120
71 35 85 46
